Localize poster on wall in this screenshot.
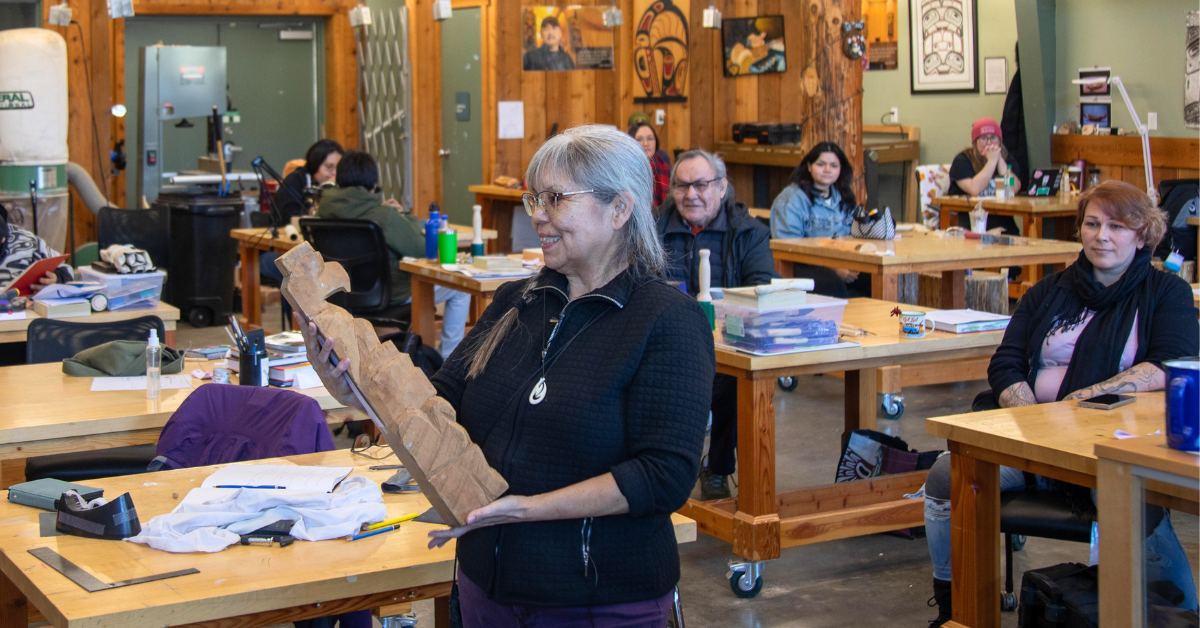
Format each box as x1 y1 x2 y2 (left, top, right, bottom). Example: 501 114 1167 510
522 7 614 72
1080 102 1111 129
1077 67 1111 100
1186 11 1199 128
908 0 977 93
722 16 787 76
632 0 690 103
863 0 898 70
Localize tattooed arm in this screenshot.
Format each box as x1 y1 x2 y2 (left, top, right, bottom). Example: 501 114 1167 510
998 381 1038 408
1062 363 1165 401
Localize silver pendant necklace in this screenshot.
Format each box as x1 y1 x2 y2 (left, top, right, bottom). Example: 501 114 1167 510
530 298 562 406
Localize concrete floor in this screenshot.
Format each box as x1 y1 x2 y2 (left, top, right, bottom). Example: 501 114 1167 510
178 305 1197 628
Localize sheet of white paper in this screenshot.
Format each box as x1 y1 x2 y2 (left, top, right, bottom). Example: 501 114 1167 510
498 101 524 139
90 374 194 391
293 369 324 390
925 309 1011 325
0 311 26 321
984 57 1007 94
201 464 352 492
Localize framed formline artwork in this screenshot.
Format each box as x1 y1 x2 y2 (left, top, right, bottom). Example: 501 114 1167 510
909 0 978 93
633 0 690 103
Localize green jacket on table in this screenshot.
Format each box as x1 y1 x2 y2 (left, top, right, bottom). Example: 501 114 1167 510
315 185 425 306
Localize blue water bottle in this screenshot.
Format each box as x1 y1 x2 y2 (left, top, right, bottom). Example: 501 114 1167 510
425 203 441 260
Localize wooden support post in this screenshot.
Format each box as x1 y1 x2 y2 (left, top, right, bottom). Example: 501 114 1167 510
940 269 966 309
950 448 1001 628
410 278 437 346
434 594 452 628
736 377 777 517
844 368 877 447
0 567 26 628
1098 458 1143 627
871 272 899 303
239 242 262 328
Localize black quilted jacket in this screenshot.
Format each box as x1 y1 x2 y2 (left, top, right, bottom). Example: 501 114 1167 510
431 267 714 607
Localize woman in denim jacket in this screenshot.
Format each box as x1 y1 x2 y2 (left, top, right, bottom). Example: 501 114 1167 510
769 142 869 297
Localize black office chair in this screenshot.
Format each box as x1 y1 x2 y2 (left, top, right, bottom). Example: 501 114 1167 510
298 218 411 341
998 488 1095 611
26 316 166 364
97 206 171 272
23 316 167 482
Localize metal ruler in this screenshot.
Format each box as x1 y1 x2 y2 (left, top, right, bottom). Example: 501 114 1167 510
29 547 199 593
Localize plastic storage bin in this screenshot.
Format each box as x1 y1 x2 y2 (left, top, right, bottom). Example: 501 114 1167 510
715 293 847 354
78 267 166 311
153 190 241 327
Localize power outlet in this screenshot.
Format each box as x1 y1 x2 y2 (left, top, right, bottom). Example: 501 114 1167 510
655 109 665 125
1147 112 1158 131
889 107 899 124
702 7 722 28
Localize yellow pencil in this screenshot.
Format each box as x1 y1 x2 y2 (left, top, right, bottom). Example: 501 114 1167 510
364 512 420 531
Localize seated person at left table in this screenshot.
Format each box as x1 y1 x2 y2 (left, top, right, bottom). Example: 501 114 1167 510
768 141 871 298
316 151 470 358
0 204 71 294
921 180 1199 627
946 116 1022 234
656 149 778 500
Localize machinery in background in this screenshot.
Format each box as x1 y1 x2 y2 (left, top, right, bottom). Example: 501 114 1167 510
0 28 70 252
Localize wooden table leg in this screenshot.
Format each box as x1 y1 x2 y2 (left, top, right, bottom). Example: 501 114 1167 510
871 272 899 303
433 594 452 628
410 277 437 345
1022 212 1042 287
732 377 781 562
0 566 27 628
940 269 966 309
903 160 918 224
239 242 262 328
950 447 1001 628
165 329 177 346
844 368 877 448
478 196 496 254
939 204 952 230
495 203 515 253
1098 458 1142 627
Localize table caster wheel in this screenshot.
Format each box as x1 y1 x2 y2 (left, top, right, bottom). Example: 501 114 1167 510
777 377 798 392
1012 534 1026 551
188 307 213 328
880 395 905 420
729 571 763 598
1000 590 1018 612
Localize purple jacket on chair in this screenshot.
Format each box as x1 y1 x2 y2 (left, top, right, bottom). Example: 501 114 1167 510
152 384 336 470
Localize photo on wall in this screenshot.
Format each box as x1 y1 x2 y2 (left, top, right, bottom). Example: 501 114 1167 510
632 0 690 103
1080 102 1112 129
1077 68 1111 98
863 0 898 70
522 7 614 72
721 16 786 77
1186 11 1199 128
908 0 977 92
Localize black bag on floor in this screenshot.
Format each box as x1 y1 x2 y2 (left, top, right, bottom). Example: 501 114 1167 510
1017 562 1098 628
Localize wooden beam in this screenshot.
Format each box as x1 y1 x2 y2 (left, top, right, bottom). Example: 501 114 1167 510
324 9 358 150
175 583 453 628
409 0 443 213
950 451 1001 628
779 497 924 547
776 471 927 518
1051 134 1200 170
133 0 353 16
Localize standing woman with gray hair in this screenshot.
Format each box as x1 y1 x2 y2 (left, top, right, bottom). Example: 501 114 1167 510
300 124 714 626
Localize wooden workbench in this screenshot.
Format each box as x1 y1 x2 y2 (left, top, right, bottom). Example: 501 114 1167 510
771 231 1081 309
0 448 697 627
927 393 1198 628
0 302 179 347
400 257 535 344
677 298 1004 582
231 225 496 329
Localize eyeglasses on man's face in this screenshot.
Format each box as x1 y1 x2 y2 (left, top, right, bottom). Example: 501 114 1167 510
672 178 722 194
522 189 594 217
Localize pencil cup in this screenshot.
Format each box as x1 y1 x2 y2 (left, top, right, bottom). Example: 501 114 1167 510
239 348 268 386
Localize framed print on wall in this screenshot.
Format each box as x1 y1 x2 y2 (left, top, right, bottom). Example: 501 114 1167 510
909 0 978 93
721 16 787 77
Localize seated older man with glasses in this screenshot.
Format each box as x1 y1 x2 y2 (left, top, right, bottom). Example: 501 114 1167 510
655 149 777 500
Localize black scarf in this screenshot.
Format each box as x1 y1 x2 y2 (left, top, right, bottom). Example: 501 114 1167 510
1027 247 1152 400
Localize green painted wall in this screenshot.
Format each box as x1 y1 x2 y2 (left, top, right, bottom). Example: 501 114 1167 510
1055 0 1193 138
862 0 1019 166
863 0 1199 168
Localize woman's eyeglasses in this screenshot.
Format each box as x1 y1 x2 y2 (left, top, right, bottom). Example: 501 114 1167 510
522 189 594 216
672 178 722 194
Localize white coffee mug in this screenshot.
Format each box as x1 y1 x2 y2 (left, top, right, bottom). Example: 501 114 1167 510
899 310 933 338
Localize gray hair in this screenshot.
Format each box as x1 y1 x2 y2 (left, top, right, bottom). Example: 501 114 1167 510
465 124 665 379
526 124 666 278
671 148 727 183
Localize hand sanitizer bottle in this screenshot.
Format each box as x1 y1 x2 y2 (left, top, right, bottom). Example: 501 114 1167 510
146 329 162 399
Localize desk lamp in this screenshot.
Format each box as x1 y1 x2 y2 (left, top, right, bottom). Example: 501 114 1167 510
1071 75 1158 204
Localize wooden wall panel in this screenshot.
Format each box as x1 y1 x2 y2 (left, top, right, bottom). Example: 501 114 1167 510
409 0 442 214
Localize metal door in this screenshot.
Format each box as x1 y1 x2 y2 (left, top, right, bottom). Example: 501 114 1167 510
124 17 320 206
439 7 482 226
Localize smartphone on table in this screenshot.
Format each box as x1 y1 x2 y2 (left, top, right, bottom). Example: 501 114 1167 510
1076 393 1136 410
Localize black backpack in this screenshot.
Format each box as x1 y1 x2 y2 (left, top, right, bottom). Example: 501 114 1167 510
1154 179 1198 261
